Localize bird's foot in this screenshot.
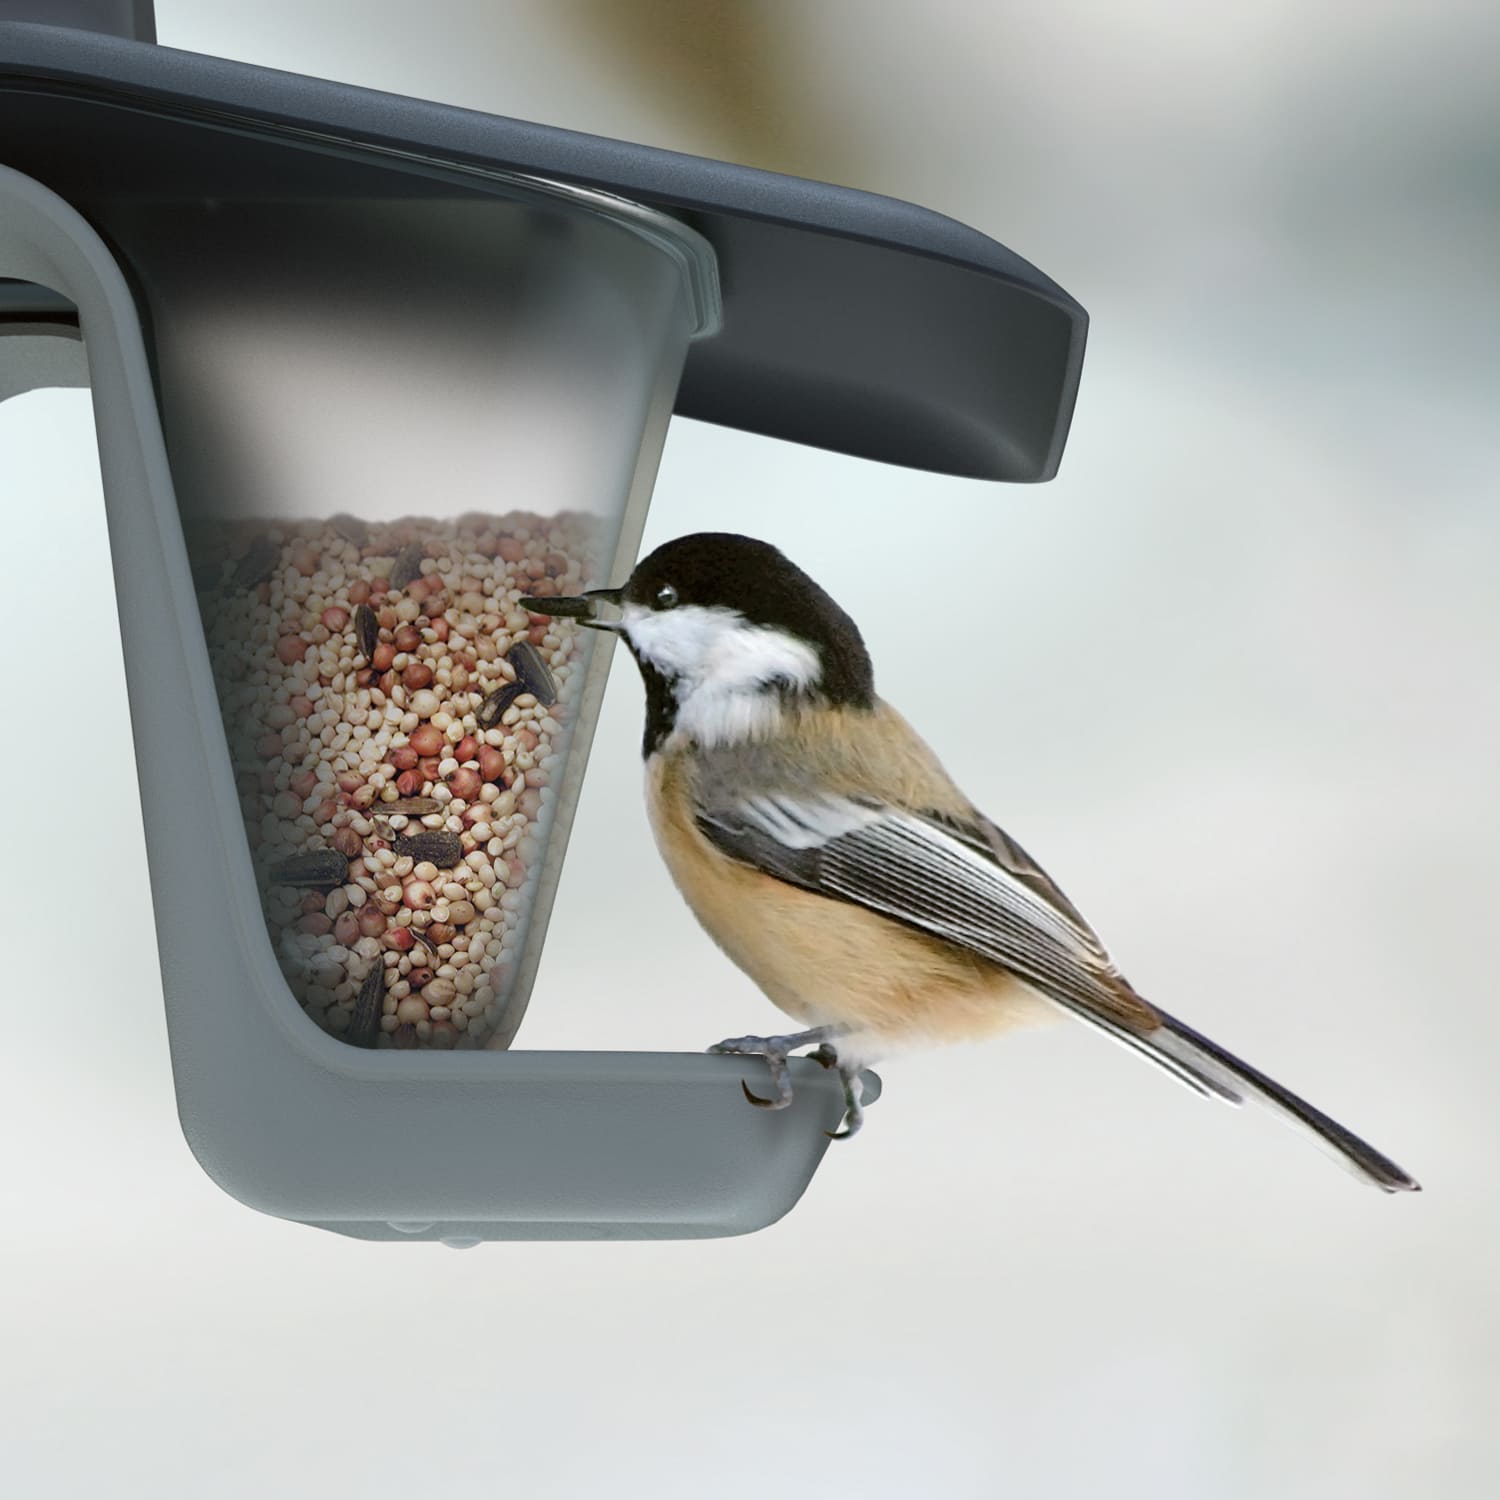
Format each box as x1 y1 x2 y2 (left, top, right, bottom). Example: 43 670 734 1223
707 1026 844 1112
808 1042 866 1141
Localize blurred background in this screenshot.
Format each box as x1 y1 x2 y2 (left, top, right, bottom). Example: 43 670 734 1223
3 2 1497 1495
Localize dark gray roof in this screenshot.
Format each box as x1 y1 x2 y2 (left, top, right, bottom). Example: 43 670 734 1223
0 20 1086 479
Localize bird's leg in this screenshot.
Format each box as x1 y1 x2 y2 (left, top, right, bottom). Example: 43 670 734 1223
809 1042 866 1141
707 1025 847 1110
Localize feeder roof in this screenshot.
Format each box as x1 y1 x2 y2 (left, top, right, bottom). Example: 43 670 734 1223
0 19 1086 481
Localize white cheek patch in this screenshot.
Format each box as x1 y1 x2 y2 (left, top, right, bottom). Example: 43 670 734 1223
622 602 822 747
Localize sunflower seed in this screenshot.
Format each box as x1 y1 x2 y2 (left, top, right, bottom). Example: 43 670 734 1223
392 829 463 867
267 849 350 890
381 797 442 816
390 542 424 590
231 536 279 590
348 963 384 1048
354 601 379 660
476 682 522 728
330 512 370 546
508 640 557 707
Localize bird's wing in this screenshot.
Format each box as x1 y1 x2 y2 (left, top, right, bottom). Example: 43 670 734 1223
690 786 1244 1095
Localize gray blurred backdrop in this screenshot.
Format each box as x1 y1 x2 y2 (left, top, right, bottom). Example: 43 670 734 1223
2 2 1496 1496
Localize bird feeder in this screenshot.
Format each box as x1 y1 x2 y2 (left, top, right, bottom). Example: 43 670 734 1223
0 6 1086 1241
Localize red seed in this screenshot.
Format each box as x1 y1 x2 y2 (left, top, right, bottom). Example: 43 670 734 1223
332 827 362 858
378 670 397 696
447 767 482 801
313 799 339 824
418 756 443 781
276 634 308 665
321 606 350 631
430 616 450 642
455 734 479 763
497 537 525 563
408 967 435 989
402 879 436 911
525 577 557 598
388 745 419 772
347 579 371 605
354 668 375 687
383 926 415 952
299 913 332 936
289 769 318 799
290 695 315 718
409 724 444 757
377 606 399 631
300 893 326 914
333 912 361 948
358 908 388 938
369 578 390 599
450 666 469 691
402 661 434 690
289 546 319 577
527 625 548 647
426 923 456 946
395 769 424 798
478 745 507 783
337 772 363 794
394 624 422 652
372 641 396 671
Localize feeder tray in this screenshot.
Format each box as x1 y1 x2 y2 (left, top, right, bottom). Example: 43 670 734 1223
0 10 1085 1241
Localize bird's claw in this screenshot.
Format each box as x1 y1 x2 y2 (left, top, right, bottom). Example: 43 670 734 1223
710 1032 800 1110
708 1029 865 1137
821 1052 866 1141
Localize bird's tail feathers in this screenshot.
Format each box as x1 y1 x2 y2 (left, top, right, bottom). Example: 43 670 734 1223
1064 994 1420 1193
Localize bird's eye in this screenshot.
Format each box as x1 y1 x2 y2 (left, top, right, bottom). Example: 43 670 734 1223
655 583 679 610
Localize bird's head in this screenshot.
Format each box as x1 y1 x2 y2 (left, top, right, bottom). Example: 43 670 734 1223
523 531 873 754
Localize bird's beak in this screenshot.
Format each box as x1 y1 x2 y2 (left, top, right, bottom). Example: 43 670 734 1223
519 586 625 632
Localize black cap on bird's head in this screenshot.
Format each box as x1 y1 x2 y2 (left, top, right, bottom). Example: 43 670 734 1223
523 532 874 754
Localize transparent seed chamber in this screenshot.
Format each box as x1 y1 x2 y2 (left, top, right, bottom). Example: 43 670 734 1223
119 135 721 1053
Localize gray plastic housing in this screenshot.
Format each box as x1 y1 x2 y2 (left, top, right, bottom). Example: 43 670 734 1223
1 162 869 1241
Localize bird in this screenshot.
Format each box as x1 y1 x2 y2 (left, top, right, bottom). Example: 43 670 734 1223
522 531 1419 1191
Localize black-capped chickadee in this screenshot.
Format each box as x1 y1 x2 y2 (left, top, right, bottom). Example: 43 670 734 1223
524 533 1419 1191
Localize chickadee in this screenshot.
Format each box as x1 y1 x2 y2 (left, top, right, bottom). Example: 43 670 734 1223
524 532 1419 1191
